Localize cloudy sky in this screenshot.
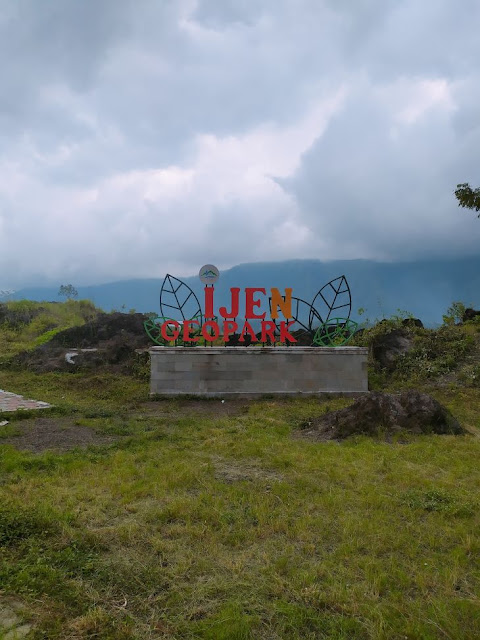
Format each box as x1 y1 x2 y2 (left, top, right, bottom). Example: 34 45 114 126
1 0 480 289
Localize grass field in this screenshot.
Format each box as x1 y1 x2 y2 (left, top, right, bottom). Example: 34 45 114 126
0 302 479 639
0 369 479 639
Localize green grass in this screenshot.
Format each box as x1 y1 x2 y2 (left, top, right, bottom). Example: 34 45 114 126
0 310 479 638
0 368 479 639
0 370 146 415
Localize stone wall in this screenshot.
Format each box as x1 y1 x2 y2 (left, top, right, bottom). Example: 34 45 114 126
149 346 368 397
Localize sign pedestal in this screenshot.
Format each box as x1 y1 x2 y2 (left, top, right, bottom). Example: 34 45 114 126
149 346 368 397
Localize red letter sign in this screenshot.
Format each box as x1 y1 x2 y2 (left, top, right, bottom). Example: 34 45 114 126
161 320 180 341
219 288 240 319
182 320 199 343
245 288 266 320
204 286 215 319
279 321 297 343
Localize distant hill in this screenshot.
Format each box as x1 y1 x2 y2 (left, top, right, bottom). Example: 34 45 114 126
10 257 480 326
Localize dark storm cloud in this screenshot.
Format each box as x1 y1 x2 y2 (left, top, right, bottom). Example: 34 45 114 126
0 0 133 121
0 0 479 288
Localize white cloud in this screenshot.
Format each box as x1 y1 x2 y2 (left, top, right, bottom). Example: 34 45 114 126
0 93 342 285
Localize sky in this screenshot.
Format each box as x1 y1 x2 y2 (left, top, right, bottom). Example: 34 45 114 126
1 0 480 289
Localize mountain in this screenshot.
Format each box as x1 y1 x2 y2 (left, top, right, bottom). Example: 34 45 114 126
9 257 480 326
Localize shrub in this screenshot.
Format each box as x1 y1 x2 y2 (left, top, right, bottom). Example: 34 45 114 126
394 325 473 380
443 301 467 325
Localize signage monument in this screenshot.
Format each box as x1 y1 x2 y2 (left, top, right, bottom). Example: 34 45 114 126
146 265 368 396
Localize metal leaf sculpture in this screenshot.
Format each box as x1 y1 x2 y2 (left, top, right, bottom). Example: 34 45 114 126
268 295 323 343
160 274 203 326
313 318 358 347
146 272 356 347
143 316 178 346
310 275 351 328
267 276 354 345
143 316 161 346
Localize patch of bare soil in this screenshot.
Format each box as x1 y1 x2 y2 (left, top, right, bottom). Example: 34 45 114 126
141 398 252 418
0 596 32 639
211 456 283 484
297 390 464 442
0 417 119 453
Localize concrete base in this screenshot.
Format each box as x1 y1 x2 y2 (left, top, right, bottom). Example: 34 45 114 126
149 346 368 397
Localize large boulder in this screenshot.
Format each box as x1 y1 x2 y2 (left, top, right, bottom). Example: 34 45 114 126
463 308 480 322
402 317 423 328
298 391 464 441
371 329 413 370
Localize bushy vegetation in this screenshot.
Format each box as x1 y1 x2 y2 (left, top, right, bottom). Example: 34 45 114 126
353 309 480 388
394 325 476 380
0 299 100 362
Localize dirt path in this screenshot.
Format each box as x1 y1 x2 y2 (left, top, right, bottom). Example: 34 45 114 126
0 416 120 453
0 399 253 453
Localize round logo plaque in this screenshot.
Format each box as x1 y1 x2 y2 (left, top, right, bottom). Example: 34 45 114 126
199 264 220 284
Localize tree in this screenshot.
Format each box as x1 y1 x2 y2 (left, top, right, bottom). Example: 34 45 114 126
58 284 78 300
454 183 480 217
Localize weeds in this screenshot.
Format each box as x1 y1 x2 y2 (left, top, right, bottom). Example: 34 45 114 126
394 325 474 380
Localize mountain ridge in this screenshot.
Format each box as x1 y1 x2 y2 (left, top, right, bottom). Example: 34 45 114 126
7 257 480 326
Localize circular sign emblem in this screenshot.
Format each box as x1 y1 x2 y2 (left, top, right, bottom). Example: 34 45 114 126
199 264 220 284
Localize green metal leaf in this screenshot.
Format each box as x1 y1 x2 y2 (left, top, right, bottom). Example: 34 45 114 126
313 318 358 347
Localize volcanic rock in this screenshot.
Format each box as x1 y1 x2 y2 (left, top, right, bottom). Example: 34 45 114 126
402 317 424 328
371 329 413 370
463 308 480 322
298 391 463 441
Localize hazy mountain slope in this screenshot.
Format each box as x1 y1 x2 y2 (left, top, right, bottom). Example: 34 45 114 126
9 257 480 325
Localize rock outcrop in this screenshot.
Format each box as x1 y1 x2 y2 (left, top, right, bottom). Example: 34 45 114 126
298 391 464 441
371 329 413 370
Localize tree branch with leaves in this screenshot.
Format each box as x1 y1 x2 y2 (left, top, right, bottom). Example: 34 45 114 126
454 183 480 217
58 284 78 300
